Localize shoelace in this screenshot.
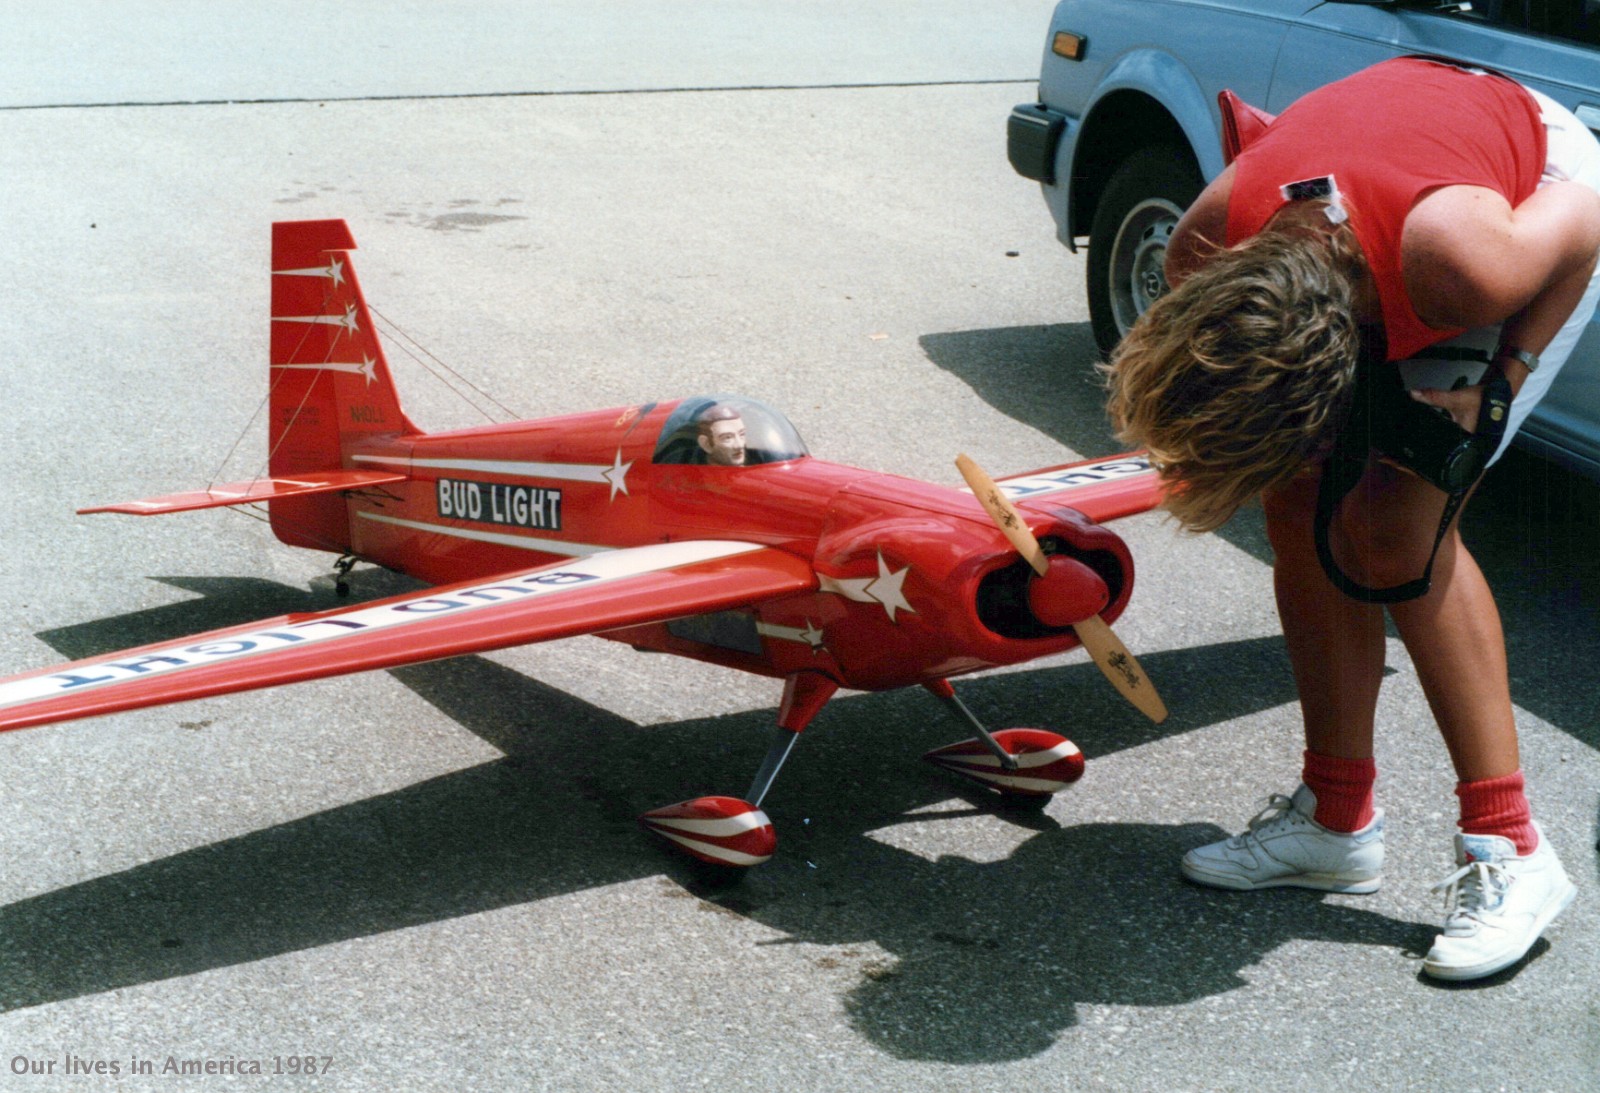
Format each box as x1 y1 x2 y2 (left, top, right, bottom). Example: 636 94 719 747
1229 794 1303 847
1431 859 1510 924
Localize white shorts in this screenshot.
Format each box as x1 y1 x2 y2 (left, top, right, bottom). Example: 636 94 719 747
1396 87 1600 464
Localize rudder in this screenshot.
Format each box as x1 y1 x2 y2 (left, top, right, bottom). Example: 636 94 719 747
269 219 419 551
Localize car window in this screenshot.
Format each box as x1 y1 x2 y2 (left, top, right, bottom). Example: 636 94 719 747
1432 0 1600 48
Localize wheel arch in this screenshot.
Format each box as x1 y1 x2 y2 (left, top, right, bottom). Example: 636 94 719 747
1066 51 1223 241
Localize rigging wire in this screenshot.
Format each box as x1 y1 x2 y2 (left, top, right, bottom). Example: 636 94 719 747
207 387 272 491
369 304 524 424
170 246 531 558
207 285 525 497
209 272 331 491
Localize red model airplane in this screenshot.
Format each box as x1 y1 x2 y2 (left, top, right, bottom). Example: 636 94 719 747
0 220 1168 868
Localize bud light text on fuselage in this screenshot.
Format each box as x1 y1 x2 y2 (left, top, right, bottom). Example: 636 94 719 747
437 478 562 531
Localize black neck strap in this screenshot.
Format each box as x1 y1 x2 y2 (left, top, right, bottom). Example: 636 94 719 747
1312 364 1511 605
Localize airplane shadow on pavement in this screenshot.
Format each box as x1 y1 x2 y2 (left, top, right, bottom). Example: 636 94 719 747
3 572 1426 1065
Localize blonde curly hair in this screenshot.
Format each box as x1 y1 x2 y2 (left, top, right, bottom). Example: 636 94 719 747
1102 226 1368 532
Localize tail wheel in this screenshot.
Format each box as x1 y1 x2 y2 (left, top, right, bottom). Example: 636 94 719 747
1086 144 1203 358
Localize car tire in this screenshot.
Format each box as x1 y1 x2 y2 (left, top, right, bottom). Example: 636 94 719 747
1086 144 1203 358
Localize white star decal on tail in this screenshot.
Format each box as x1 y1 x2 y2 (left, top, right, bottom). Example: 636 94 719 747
273 259 345 286
270 355 377 384
272 303 359 334
818 552 915 622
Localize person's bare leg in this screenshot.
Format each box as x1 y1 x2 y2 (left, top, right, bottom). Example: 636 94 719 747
1184 465 1522 896
1386 531 1520 780
1181 471 1386 889
1326 462 1520 781
1262 473 1386 761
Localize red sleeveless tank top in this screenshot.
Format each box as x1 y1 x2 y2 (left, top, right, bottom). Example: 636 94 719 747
1226 57 1545 361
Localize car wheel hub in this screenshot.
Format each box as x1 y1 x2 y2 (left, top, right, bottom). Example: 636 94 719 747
1109 198 1183 335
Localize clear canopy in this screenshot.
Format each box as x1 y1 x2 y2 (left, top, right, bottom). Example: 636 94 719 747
652 395 810 466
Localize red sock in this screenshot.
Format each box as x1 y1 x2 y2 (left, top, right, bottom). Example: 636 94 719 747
1456 770 1538 856
1301 750 1376 832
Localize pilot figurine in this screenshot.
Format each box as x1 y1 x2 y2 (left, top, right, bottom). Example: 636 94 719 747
697 404 749 466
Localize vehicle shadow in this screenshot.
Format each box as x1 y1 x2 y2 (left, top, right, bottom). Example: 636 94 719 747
2 574 1429 1066
920 322 1600 752
1463 446 1600 752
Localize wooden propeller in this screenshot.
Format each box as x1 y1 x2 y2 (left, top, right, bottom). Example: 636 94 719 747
956 454 1168 723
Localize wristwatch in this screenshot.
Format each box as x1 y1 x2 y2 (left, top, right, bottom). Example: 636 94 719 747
1495 344 1540 373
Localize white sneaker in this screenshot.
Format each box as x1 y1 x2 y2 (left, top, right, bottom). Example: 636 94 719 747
1422 824 1576 981
1181 785 1384 893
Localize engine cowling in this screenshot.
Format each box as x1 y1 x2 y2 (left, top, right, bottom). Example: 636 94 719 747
811 480 1135 691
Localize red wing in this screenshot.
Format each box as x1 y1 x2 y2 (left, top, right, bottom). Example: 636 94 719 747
0 541 816 734
991 453 1164 523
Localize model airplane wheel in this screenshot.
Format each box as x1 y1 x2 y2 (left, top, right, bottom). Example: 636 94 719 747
640 796 776 867
924 728 1084 799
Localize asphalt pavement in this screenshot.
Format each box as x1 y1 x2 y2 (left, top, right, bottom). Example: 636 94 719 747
1 4 1597 1090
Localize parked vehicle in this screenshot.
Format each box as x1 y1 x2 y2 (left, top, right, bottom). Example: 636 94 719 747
1009 0 1600 479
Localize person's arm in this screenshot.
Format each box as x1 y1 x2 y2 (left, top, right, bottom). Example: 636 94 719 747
1165 165 1235 287
1405 181 1600 425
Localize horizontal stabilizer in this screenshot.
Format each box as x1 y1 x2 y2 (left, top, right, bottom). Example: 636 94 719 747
78 470 408 516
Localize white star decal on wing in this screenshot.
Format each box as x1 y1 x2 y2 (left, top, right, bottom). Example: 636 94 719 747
817 552 915 622
603 449 632 500
359 355 377 384
328 258 345 287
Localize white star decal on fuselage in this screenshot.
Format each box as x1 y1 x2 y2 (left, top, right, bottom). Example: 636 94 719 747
603 449 632 500
756 619 827 652
818 552 915 622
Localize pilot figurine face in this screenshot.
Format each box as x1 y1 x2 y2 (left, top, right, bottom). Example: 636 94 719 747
699 415 748 465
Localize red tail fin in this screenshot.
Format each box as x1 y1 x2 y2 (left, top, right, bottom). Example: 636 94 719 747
269 219 419 551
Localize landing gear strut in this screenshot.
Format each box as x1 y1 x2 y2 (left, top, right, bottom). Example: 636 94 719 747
640 672 836 867
640 671 1084 869
921 679 1084 800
